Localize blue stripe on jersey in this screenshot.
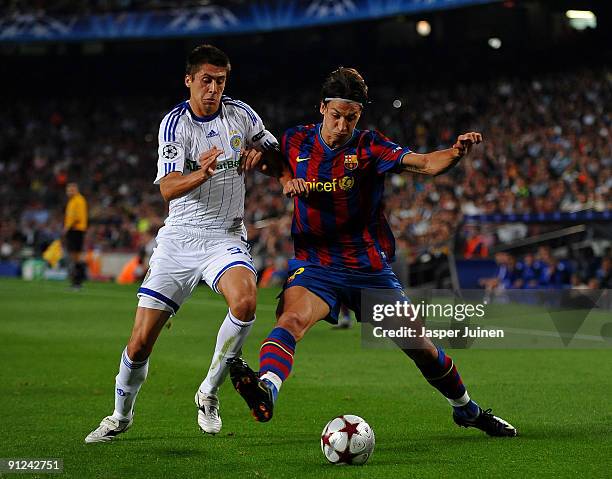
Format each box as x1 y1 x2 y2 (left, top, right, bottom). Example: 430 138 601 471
163 103 185 142
368 179 387 259
293 128 315 259
164 162 176 175
168 106 186 141
163 106 179 142
223 100 257 125
164 104 186 142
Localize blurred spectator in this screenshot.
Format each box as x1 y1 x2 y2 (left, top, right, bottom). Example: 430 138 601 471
116 247 148 285
514 252 541 289
479 252 518 292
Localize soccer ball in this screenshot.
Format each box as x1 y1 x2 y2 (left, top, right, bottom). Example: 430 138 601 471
320 415 375 465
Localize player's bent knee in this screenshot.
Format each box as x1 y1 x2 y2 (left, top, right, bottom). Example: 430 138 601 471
230 295 256 322
277 311 309 341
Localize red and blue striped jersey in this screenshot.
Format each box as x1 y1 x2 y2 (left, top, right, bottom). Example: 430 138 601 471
281 123 412 271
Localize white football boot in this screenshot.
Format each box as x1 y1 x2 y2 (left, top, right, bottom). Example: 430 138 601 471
84 415 133 443
195 390 222 434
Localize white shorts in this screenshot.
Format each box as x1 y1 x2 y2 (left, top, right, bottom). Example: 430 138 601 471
136 226 257 315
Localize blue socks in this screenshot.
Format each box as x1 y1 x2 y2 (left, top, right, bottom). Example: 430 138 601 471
453 400 481 419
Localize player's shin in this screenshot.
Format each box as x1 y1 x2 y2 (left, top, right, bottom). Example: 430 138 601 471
113 347 149 421
259 327 296 400
199 309 255 395
410 345 480 419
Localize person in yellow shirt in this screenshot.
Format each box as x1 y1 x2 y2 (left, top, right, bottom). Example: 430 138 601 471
64 182 88 289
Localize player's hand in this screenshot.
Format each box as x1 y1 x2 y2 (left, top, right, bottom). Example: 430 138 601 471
238 148 263 174
283 178 309 198
199 147 221 180
452 132 482 159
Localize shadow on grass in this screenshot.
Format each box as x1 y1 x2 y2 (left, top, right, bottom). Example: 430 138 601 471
117 434 197 442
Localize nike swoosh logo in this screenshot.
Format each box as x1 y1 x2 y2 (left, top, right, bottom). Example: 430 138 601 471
296 157 310 162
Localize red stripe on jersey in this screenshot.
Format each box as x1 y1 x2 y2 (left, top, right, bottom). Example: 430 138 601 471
283 129 308 175
330 150 359 269
306 140 332 266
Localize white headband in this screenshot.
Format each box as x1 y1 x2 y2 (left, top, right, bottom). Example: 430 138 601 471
324 97 363 107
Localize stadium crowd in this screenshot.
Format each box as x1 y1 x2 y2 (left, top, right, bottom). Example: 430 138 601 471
1 68 610 287
480 247 612 291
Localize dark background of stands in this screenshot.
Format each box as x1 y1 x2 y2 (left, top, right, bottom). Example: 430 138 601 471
3 1 611 99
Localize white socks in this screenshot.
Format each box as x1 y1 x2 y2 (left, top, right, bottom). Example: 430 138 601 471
112 348 149 421
110 309 254 421
260 371 283 392
447 390 471 407
199 310 255 395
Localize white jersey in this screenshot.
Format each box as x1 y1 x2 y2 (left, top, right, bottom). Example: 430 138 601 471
155 96 277 237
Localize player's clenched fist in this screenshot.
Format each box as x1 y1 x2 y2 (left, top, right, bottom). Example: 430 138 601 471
283 178 309 198
199 147 222 180
452 132 483 159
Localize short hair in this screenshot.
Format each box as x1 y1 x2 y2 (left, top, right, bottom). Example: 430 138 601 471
185 44 231 77
321 67 368 106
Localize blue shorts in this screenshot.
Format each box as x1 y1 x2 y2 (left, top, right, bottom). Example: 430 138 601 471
282 259 405 324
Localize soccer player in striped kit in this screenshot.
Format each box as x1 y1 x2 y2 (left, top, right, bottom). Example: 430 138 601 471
85 45 278 442
230 67 517 437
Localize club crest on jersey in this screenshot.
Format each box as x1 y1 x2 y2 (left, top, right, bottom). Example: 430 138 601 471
162 144 178 159
344 154 358 171
229 131 243 152
339 176 355 191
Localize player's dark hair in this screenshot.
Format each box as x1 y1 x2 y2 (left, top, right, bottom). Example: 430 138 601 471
321 67 368 106
186 44 231 76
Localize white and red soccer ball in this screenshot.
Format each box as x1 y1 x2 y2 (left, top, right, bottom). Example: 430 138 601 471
320 414 375 465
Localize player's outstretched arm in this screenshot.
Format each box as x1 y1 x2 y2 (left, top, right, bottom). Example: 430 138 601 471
400 132 482 176
159 147 221 202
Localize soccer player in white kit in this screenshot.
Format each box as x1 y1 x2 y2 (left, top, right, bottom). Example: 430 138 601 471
85 44 278 442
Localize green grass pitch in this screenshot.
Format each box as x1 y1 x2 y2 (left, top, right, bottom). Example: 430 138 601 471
1 278 611 478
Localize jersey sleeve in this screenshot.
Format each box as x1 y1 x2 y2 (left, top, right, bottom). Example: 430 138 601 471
154 115 186 185
370 130 412 175
233 100 279 151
